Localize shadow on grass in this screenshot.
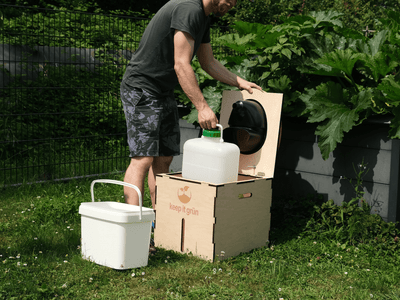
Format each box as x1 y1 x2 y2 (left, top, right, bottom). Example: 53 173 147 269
1 227 81 262
269 193 324 245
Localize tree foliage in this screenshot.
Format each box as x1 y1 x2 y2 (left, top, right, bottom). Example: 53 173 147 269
222 0 399 31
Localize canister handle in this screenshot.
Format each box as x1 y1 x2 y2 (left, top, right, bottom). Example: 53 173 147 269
90 179 143 220
216 124 224 142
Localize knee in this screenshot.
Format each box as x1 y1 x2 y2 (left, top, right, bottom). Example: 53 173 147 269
129 156 154 171
156 156 173 167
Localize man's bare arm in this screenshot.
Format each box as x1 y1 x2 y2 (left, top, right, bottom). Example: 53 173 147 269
174 30 218 129
197 42 262 93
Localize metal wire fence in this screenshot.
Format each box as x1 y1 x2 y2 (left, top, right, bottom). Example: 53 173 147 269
0 4 234 186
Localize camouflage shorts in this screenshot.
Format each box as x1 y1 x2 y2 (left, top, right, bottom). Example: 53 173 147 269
120 82 180 157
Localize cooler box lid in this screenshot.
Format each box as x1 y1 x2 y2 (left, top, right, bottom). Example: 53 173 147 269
79 202 155 223
220 90 283 179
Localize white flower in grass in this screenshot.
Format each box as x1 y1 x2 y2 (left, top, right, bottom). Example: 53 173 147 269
370 294 373 298
278 288 282 292
141 272 145 276
270 261 273 264
63 260 68 263
62 283 67 289
132 273 135 277
17 262 21 266
165 260 168 263
344 272 348 275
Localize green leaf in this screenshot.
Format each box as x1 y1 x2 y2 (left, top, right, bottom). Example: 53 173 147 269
242 59 258 68
230 64 252 80
303 83 374 159
378 75 400 104
354 30 388 56
302 82 349 117
358 52 398 82
268 75 291 93
202 85 223 113
309 11 343 28
260 71 271 80
281 48 292 59
271 62 279 72
316 49 360 78
231 21 271 37
217 33 257 53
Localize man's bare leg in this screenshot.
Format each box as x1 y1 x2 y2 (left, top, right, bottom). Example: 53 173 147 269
148 156 173 209
124 156 154 205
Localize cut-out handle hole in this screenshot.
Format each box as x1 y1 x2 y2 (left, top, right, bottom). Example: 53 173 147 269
238 193 252 199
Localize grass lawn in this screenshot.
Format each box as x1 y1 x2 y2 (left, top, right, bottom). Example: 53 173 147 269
1 173 400 299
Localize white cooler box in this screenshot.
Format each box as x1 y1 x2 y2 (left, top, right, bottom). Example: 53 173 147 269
79 179 155 270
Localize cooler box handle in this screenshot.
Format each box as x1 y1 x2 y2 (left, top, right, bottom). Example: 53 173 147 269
90 179 143 220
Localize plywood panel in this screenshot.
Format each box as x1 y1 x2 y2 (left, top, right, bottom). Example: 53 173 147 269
213 180 272 259
220 90 283 179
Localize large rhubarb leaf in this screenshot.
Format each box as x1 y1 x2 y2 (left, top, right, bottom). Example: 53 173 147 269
357 52 398 82
217 33 257 54
378 75 400 105
231 21 272 37
315 48 361 79
301 83 373 159
309 11 343 28
268 75 291 93
297 34 347 77
303 82 349 116
218 21 280 52
352 30 388 56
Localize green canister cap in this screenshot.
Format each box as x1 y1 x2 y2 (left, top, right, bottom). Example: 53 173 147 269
202 128 221 138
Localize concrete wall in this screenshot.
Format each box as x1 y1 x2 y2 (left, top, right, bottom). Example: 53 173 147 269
273 115 400 223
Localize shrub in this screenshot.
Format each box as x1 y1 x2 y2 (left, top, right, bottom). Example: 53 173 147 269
191 11 400 159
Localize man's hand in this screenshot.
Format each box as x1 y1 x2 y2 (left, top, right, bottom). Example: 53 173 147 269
197 104 218 130
237 77 262 94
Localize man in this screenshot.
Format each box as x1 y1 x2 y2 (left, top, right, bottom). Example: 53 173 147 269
120 0 261 208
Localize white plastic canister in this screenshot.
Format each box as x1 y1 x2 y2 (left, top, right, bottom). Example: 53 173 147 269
182 124 240 184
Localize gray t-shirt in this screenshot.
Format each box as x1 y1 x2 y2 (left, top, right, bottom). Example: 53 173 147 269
122 0 211 97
